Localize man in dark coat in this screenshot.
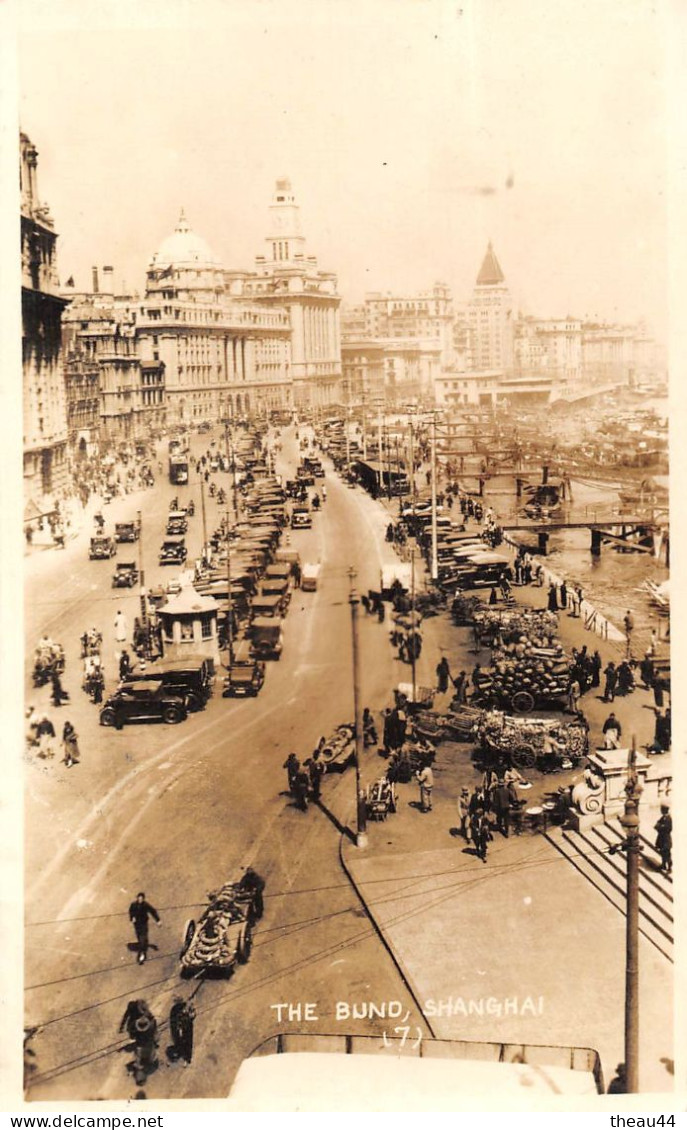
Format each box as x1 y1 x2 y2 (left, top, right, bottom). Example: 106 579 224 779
129 893 161 965
436 657 451 694
654 806 672 873
305 750 325 801
603 662 618 703
491 780 511 837
547 583 558 612
283 752 300 792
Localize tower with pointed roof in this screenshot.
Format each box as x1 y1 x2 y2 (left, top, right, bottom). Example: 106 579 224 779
467 241 514 374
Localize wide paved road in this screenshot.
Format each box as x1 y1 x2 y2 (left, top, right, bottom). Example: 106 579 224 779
24 426 427 1100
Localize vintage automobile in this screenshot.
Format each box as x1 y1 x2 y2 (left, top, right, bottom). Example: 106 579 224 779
114 521 140 543
166 511 189 536
296 466 316 487
112 561 140 588
301 563 321 592
302 457 325 478
259 578 291 608
291 506 312 530
121 657 213 712
99 680 188 727
250 593 287 619
158 537 187 566
250 617 284 660
180 880 260 977
89 535 117 560
222 658 266 698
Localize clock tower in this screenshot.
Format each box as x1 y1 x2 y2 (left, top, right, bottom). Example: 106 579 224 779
265 178 306 265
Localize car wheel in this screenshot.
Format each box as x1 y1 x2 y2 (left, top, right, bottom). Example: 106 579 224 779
162 706 184 724
100 708 117 727
180 919 195 958
237 923 252 964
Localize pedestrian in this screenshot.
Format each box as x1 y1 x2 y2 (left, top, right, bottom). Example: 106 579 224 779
119 650 132 680
168 998 195 1066
617 660 634 695
114 610 128 647
607 1064 627 1095
590 650 602 688
571 584 583 617
559 580 568 611
603 662 618 703
489 586 498 605
294 766 310 811
652 676 665 709
602 713 622 749
416 763 434 812
292 560 301 588
362 708 378 747
472 812 492 862
654 806 672 874
457 787 471 839
648 628 659 657
128 892 161 965
547 582 558 612
639 653 655 689
566 677 581 715
436 657 451 694
306 749 325 801
36 714 56 758
491 780 511 837
51 670 67 708
451 670 467 706
62 721 80 767
238 866 266 919
623 610 634 641
283 752 300 793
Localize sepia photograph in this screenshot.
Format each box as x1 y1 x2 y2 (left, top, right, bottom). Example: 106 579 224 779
6 0 683 1111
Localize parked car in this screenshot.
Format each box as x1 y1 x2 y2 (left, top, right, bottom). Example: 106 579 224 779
89 535 117 560
99 681 188 727
115 521 140 543
250 618 284 660
223 659 266 698
291 506 312 529
121 657 213 712
112 561 140 588
301 563 321 592
159 537 187 565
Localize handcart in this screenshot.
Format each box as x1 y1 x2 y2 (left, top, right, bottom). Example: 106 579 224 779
365 777 398 821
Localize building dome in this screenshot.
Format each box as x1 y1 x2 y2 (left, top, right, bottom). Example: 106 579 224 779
152 209 219 269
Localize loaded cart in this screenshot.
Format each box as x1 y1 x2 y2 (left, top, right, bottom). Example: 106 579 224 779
471 633 572 714
477 710 589 771
180 879 262 978
365 776 398 821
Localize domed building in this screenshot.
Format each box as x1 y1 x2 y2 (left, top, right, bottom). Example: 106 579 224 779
137 209 293 423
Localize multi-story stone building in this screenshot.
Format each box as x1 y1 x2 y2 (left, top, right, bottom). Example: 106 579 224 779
361 283 455 371
243 178 342 407
21 132 68 515
466 242 514 374
137 210 293 424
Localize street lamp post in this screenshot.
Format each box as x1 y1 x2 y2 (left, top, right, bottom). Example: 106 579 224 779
199 473 208 564
618 737 642 1092
348 570 368 849
136 510 150 658
225 509 234 666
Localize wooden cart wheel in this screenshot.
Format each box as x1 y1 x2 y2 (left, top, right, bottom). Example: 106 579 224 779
180 919 195 958
237 922 253 964
512 744 537 769
511 690 535 714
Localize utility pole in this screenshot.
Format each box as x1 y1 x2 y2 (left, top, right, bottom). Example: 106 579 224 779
361 384 368 460
618 736 642 1092
377 410 383 496
430 413 438 582
136 510 149 658
225 509 234 666
348 570 368 849
410 544 417 703
200 473 208 565
345 378 351 475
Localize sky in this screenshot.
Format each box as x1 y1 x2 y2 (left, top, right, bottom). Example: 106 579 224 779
14 0 673 339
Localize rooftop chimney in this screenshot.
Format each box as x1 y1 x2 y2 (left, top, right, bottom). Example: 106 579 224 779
92 266 99 294
102 265 114 295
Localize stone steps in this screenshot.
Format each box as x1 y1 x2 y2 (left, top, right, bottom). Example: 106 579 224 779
545 819 673 963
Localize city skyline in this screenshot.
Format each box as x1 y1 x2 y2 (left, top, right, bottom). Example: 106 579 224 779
15 0 670 341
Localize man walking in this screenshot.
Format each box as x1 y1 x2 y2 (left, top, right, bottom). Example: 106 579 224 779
436 656 451 694
282 752 300 793
62 721 80 767
603 661 618 703
491 779 511 838
306 749 325 802
168 997 196 1067
457 787 471 839
602 713 622 749
416 763 434 812
654 806 672 874
129 892 161 965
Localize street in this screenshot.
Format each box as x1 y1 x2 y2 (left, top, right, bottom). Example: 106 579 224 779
24 426 425 1100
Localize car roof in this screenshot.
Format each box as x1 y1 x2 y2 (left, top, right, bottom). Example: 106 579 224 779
117 561 137 568
125 680 163 692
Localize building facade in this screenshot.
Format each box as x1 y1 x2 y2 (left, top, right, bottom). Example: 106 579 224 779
466 242 514 374
21 132 68 516
242 179 342 407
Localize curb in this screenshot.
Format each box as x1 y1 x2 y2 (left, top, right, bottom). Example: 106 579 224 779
338 819 436 1039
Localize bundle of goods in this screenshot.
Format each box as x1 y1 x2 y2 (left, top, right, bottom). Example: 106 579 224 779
477 709 589 769
473 632 570 713
473 607 558 644
412 706 484 744
451 594 484 625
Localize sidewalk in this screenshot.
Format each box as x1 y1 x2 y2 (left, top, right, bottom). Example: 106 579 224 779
341 491 674 1096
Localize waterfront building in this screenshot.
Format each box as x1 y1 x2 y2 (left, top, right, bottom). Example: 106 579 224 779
242 178 342 408
466 242 514 375
21 132 68 518
137 210 293 424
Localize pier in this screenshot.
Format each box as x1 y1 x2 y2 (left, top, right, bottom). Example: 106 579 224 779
501 511 665 558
